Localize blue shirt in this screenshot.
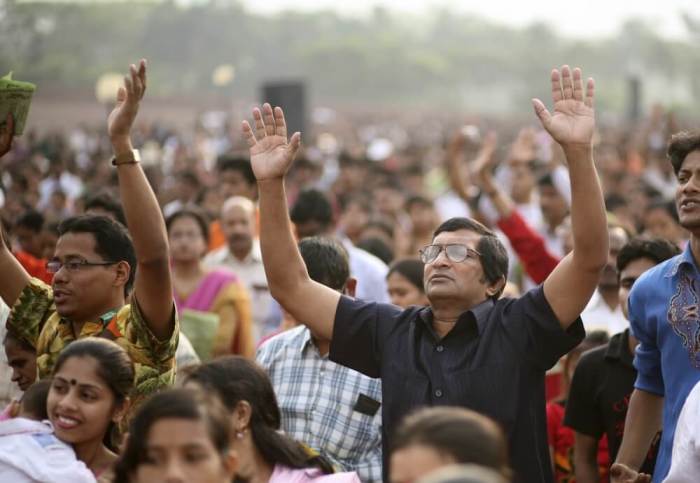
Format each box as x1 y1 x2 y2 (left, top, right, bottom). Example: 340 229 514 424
330 285 584 483
629 243 700 482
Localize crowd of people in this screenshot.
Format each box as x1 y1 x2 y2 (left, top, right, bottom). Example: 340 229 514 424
0 57 698 483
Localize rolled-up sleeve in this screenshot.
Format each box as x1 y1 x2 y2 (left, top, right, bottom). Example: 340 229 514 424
8 278 55 348
329 295 401 378
629 284 664 396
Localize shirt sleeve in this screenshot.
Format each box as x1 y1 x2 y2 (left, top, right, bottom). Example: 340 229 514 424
329 295 402 378
504 286 586 371
7 278 55 348
564 350 604 438
628 282 664 396
124 297 179 368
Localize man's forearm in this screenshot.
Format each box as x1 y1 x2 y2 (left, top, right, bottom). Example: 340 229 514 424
615 389 663 470
574 433 601 483
0 244 31 307
257 178 310 301
564 145 608 270
113 138 169 263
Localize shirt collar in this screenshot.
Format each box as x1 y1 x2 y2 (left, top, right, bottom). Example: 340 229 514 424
665 243 698 278
418 298 494 337
604 328 634 368
59 309 118 326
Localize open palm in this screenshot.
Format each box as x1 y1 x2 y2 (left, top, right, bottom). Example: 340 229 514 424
107 60 146 142
533 66 595 147
242 104 301 181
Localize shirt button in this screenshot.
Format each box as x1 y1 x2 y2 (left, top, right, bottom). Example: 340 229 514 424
435 389 443 398
436 345 444 352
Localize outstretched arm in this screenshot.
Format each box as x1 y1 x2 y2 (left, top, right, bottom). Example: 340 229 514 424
242 104 339 341
108 60 174 341
0 113 14 158
537 66 608 328
0 224 31 307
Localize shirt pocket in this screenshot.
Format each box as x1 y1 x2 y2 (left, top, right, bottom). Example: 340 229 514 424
322 386 382 461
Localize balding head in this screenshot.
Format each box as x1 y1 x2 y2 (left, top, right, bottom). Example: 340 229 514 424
221 196 256 259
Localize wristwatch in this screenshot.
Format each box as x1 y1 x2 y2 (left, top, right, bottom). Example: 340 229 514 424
111 149 141 166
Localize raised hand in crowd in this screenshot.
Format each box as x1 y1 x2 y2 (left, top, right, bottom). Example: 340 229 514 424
534 65 608 328
0 113 14 158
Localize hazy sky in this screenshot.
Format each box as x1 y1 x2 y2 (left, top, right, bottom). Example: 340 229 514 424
240 0 699 39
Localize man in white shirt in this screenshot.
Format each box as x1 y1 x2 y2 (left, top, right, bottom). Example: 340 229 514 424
204 196 274 341
290 189 389 303
581 224 630 334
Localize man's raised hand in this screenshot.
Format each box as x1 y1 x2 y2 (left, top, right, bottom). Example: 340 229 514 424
532 65 595 149
108 59 147 150
0 113 15 158
242 103 301 181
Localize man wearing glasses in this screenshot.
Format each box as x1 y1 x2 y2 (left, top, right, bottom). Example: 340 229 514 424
245 65 608 483
0 60 177 410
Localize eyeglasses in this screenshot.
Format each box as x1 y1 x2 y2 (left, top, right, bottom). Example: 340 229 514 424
419 244 481 264
46 259 119 274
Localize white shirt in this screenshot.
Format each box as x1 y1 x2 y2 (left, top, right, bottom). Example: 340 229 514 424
0 418 95 483
580 289 628 335
203 240 276 340
0 301 21 408
342 239 390 304
664 380 700 482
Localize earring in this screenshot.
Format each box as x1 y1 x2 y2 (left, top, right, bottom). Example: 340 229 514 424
236 429 245 439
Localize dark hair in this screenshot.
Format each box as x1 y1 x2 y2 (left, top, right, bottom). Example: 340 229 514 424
290 189 333 229
604 193 628 213
357 237 394 265
298 237 349 291
392 406 510 478
405 195 434 212
20 380 51 420
388 258 425 293
616 237 681 274
178 169 200 188
3 327 35 352
52 337 135 405
646 198 680 224
433 218 508 300
165 206 211 246
217 155 256 186
537 173 555 188
57 215 136 296
668 130 700 176
84 191 126 226
113 388 232 483
186 357 332 473
15 210 44 233
363 218 395 242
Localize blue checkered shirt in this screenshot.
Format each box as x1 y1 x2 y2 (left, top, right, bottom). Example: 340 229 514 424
257 326 383 482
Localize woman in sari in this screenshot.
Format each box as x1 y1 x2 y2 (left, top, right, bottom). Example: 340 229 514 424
167 206 254 359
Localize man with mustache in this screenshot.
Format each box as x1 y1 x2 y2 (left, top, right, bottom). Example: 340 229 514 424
204 196 274 342
244 65 609 482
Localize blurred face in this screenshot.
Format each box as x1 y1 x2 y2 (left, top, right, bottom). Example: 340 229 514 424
47 356 121 446
599 227 629 290
50 232 125 322
619 258 656 320
423 230 493 307
510 163 535 203
4 340 37 391
339 201 370 241
15 226 43 259
676 151 700 231
375 187 404 218
221 205 255 258
390 444 455 483
41 230 59 261
539 185 568 229
134 418 235 483
387 272 428 309
409 203 437 235
644 208 682 244
220 171 255 201
169 216 206 263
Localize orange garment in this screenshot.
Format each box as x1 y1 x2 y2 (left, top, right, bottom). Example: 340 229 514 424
208 220 226 252
14 251 53 284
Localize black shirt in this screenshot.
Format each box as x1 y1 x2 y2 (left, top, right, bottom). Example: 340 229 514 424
329 286 584 483
564 329 659 474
